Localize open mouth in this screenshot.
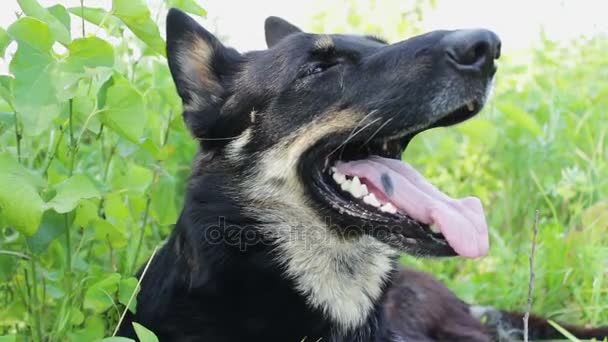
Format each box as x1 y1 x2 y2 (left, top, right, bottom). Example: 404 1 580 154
302 100 490 258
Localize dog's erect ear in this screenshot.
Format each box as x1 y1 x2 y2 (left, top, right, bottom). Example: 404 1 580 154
264 16 302 48
166 8 244 141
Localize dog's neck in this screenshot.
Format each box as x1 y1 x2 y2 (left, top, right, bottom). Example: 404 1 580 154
234 155 399 334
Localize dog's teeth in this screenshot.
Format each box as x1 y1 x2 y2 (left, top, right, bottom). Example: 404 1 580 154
340 179 352 191
430 224 441 234
363 193 381 207
332 171 346 184
331 167 337 173
379 203 397 214
467 102 475 112
348 176 367 198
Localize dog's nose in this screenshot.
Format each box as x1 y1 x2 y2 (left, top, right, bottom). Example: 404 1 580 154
442 29 501 77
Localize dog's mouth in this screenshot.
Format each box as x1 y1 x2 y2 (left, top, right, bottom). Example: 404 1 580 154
302 100 489 258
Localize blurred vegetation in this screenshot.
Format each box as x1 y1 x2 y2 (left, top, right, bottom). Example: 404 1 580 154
0 0 606 341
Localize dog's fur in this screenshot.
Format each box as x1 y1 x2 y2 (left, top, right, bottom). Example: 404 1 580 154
118 9 608 341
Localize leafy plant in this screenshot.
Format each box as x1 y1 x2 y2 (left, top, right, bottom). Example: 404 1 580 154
0 0 204 340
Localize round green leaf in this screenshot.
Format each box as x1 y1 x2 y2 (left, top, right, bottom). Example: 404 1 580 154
93 218 127 248
9 42 60 136
46 174 102 214
0 155 45 235
65 37 115 72
17 0 71 44
7 17 53 52
99 75 146 143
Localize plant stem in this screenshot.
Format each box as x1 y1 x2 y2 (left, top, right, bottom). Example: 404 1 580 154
43 126 65 176
80 0 85 37
131 195 152 274
64 214 72 274
68 99 76 176
13 111 21 163
29 257 43 342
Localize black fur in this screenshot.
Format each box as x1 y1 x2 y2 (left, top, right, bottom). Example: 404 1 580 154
118 9 607 342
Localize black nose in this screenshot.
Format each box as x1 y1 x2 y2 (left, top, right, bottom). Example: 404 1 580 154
442 29 501 77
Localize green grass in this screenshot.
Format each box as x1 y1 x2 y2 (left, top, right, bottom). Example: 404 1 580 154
0 0 607 341
404 36 608 325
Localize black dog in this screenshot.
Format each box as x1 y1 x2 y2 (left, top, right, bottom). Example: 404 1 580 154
119 9 608 341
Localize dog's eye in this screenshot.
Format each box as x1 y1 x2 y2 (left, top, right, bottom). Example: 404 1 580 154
303 62 337 77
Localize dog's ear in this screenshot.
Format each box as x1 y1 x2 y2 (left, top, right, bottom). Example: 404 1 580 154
264 16 302 48
166 8 244 141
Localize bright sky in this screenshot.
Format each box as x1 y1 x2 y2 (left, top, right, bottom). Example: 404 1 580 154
1 0 607 63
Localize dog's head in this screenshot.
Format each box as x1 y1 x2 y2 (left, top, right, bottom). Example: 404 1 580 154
166 9 499 260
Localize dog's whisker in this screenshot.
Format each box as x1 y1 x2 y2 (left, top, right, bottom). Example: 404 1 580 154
363 118 394 147
332 117 380 160
329 110 379 158
337 117 380 160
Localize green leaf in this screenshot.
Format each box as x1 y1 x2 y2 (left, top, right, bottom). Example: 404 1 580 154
26 210 65 254
47 4 71 33
92 218 127 248
99 75 146 143
17 0 71 44
118 277 139 313
97 338 135 342
69 316 106 341
0 75 14 107
65 37 115 72
9 20 61 136
132 322 159 342
150 174 177 225
112 0 166 56
0 336 17 342
166 0 207 17
74 199 99 227
0 28 10 57
111 163 154 193
7 17 53 52
46 174 102 214
0 155 45 235
83 273 121 313
68 6 124 36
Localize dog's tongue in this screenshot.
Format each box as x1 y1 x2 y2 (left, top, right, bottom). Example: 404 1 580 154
335 156 489 258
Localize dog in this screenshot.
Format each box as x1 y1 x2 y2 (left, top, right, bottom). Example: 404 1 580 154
119 9 608 341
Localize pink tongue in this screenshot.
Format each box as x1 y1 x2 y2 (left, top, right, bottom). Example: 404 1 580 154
335 156 489 258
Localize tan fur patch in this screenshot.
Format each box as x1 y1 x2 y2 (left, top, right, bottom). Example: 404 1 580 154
241 109 396 332
314 35 334 51
177 35 224 111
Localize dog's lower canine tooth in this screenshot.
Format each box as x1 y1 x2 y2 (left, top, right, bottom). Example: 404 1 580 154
467 102 475 112
430 224 441 234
